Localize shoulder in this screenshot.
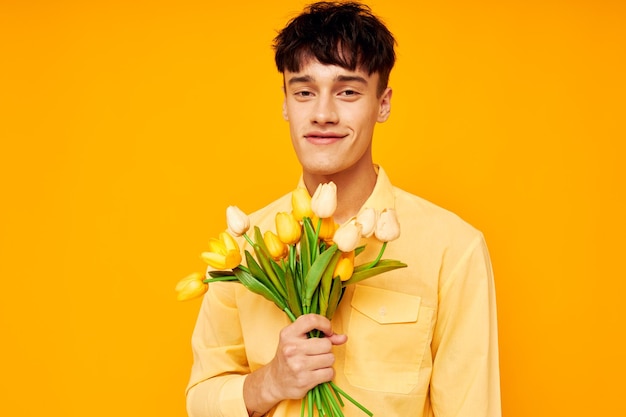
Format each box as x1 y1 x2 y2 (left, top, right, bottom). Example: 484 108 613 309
392 186 481 243
389 186 491 293
391 185 488 276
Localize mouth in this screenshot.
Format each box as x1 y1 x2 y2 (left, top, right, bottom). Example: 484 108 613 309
304 131 348 144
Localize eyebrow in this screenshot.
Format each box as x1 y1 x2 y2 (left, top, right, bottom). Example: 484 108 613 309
286 74 369 86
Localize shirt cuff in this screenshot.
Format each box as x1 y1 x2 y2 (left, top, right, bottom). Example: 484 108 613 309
220 375 250 417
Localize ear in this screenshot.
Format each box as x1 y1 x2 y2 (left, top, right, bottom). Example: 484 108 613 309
282 98 289 121
377 87 392 123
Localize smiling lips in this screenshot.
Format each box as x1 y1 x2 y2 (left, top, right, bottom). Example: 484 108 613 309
304 131 348 145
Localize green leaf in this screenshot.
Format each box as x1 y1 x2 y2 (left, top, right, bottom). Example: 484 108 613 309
324 276 344 320
207 270 235 278
204 275 238 283
354 245 366 257
304 217 320 262
310 287 320 315
343 259 407 286
254 244 288 300
245 251 272 287
284 267 303 317
318 250 341 317
271 258 286 282
253 226 269 253
242 252 285 303
303 244 338 307
300 217 313 275
233 267 287 310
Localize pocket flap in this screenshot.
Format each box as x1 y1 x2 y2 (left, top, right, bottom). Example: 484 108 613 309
351 285 421 324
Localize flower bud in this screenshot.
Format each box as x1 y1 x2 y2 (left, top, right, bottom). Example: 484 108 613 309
226 205 250 237
175 272 208 301
333 219 363 252
275 212 302 245
333 250 355 281
316 216 338 241
356 207 377 238
201 231 242 269
291 187 314 221
375 208 401 242
264 230 288 261
310 182 337 219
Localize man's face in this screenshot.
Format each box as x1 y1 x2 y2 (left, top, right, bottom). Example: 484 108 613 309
282 60 392 180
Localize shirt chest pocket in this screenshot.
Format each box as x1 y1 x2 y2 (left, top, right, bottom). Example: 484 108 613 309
344 285 434 394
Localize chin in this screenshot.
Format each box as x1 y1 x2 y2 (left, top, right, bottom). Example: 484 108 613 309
305 164 346 178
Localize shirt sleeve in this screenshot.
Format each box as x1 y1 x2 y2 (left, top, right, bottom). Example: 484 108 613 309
185 281 250 417
429 234 501 417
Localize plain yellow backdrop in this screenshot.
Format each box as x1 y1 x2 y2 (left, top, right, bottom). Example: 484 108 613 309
1 0 625 416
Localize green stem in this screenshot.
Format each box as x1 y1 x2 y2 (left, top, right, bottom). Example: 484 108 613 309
329 381 373 417
321 382 344 416
314 386 323 416
289 244 296 273
361 241 388 270
203 276 237 283
307 390 313 417
243 232 255 247
314 217 323 260
284 307 297 322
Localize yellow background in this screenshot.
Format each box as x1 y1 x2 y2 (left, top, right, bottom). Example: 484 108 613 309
1 0 624 416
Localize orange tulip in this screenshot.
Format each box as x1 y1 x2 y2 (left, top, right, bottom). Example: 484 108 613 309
317 216 338 241
333 251 355 281
264 230 288 261
291 187 314 221
275 212 302 245
175 272 208 301
200 231 242 269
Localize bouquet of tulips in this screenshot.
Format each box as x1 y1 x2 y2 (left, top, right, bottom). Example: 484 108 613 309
176 182 407 417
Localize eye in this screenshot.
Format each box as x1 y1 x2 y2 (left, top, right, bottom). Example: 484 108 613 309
294 90 314 97
339 89 360 98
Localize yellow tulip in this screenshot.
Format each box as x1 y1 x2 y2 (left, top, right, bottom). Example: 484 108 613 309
175 272 208 301
311 182 337 219
200 231 242 269
375 208 401 242
356 207 377 238
291 187 314 221
333 250 355 281
275 212 302 245
333 219 363 252
264 230 288 261
316 216 338 241
226 205 250 237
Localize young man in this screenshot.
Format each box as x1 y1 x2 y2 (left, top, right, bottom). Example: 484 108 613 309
186 2 501 416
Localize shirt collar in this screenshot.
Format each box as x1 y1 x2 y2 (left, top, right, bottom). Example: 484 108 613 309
362 165 396 212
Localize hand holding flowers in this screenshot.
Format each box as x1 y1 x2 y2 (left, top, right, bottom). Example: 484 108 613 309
177 182 407 416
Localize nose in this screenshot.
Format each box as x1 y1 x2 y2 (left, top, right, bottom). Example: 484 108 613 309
312 95 339 125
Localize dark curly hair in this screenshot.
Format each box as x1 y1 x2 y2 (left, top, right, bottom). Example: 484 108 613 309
273 1 396 96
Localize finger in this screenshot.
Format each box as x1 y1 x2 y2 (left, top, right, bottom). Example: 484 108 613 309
306 351 337 371
301 335 333 354
293 314 339 337
326 332 348 346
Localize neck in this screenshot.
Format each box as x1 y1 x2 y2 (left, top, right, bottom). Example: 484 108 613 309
303 162 378 224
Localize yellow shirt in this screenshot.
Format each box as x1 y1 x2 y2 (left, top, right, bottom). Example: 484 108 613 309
186 167 501 417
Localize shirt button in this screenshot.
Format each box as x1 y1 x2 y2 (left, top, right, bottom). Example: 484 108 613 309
379 306 387 317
